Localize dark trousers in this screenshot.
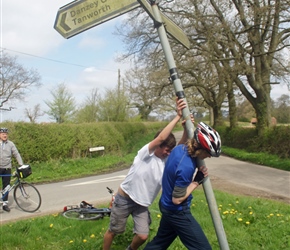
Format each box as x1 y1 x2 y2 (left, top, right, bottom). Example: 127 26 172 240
144 201 212 250
0 168 11 202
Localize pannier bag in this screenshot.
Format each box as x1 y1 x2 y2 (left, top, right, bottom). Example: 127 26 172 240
17 165 32 178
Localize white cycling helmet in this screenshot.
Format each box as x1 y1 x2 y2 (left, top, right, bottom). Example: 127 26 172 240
194 122 221 157
0 128 8 133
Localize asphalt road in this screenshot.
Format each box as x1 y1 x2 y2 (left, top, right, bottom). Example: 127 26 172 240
1 131 289 224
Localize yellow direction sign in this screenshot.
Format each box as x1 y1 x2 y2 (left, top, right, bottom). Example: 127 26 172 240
137 0 190 49
54 0 139 38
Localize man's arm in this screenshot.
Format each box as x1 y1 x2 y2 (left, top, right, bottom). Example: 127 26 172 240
172 166 208 205
177 114 195 145
11 143 23 165
148 98 186 154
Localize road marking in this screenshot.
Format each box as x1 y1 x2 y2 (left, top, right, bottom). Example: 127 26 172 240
64 175 126 187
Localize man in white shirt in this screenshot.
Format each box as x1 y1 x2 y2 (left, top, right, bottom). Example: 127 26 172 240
103 98 191 250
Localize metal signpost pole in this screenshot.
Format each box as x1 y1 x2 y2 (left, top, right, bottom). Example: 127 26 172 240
148 1 230 249
55 0 229 248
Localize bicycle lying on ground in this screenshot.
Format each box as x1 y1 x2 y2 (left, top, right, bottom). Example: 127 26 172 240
62 187 115 220
0 165 42 213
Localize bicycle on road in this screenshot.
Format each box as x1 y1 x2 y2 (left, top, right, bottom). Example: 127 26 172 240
62 187 115 220
0 165 42 213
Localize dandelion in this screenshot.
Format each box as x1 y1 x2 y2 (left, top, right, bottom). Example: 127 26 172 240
246 221 250 225
248 206 252 209
219 204 223 207
228 204 232 206
157 214 161 218
90 234 95 238
237 218 243 222
249 211 253 215
223 211 229 215
69 240 74 244
269 213 274 217
276 214 281 217
83 239 87 243
49 224 53 228
192 203 195 207
236 201 239 204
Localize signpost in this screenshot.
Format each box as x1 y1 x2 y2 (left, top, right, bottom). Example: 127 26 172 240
54 0 140 38
54 0 190 49
54 0 229 248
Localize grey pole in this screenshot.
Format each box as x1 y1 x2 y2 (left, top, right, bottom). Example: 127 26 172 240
149 1 230 249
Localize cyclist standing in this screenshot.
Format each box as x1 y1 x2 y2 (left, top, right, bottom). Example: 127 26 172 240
0 128 23 212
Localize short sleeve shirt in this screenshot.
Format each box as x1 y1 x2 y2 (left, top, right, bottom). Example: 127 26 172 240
121 143 166 207
160 144 197 211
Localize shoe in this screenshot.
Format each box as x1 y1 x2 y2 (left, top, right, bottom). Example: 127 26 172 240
3 205 10 212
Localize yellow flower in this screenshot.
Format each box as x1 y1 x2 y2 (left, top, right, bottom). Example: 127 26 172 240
90 234 95 238
235 201 239 204
49 224 53 228
237 218 243 222
69 240 74 244
249 211 253 215
157 214 161 218
83 239 87 243
246 221 250 225
223 211 229 215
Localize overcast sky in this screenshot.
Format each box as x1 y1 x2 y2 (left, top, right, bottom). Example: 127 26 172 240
0 0 289 123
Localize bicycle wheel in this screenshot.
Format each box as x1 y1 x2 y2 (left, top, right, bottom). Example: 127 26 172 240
13 182 42 213
62 209 105 220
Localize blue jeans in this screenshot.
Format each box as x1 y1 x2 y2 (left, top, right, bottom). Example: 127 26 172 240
144 201 212 250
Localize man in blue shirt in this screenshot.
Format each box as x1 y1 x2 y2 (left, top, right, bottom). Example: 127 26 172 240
145 122 221 250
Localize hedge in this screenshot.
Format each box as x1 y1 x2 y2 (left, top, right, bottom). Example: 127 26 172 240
216 125 289 159
0 122 165 163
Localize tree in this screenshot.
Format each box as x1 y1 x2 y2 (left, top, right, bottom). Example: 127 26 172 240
24 104 44 123
97 85 130 122
0 52 41 109
74 88 100 123
115 0 290 132
45 83 76 123
236 98 256 122
124 66 174 120
170 0 290 131
272 94 290 123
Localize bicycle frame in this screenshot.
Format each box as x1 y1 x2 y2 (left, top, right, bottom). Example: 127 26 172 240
62 187 115 220
0 169 42 213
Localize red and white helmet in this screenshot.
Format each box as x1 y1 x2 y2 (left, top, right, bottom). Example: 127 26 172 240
194 122 221 157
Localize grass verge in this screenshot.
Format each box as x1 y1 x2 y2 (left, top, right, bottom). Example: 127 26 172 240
0 190 289 249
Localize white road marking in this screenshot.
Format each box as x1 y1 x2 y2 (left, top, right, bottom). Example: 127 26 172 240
64 175 126 187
